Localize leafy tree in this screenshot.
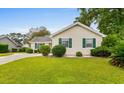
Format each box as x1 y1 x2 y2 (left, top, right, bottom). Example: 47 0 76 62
28 26 50 40
102 34 120 48
76 8 124 36
117 25 124 40
75 8 97 26
97 8 124 35
32 30 50 38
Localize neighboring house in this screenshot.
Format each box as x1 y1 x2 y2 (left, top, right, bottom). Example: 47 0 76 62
29 36 52 50
23 42 30 48
0 36 22 51
51 22 106 56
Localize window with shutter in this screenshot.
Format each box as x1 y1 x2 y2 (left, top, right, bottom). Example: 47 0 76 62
59 38 72 48
35 43 41 49
83 38 96 48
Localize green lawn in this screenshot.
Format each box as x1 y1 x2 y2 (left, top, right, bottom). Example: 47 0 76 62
0 57 124 84
0 53 13 57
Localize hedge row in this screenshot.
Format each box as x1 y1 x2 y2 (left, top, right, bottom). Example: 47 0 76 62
0 44 8 53
91 46 111 57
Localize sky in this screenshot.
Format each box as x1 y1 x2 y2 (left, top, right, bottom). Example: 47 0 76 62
0 8 81 35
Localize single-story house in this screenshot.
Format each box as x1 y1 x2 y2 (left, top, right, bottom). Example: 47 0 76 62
27 22 105 56
51 22 106 56
29 36 52 50
0 36 22 51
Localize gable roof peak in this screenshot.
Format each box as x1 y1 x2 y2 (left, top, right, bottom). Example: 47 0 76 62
51 22 106 37
0 36 22 47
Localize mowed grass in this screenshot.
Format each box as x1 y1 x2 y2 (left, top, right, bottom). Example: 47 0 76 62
0 53 13 57
0 57 124 84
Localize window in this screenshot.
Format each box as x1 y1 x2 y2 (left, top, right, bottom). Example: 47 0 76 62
83 38 96 48
85 38 94 48
59 38 72 48
61 38 69 47
35 43 41 49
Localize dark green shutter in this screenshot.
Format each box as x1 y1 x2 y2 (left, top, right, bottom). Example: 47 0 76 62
93 38 96 48
59 38 62 45
35 43 37 49
83 38 86 48
69 38 72 48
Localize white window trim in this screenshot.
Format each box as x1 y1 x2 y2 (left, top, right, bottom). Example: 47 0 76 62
35 43 41 49
83 38 94 48
61 38 70 48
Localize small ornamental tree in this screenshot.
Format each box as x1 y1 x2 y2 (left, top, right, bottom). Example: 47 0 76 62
39 45 51 56
52 45 66 57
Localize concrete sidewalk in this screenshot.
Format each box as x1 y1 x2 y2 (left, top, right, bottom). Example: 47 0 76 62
0 53 42 65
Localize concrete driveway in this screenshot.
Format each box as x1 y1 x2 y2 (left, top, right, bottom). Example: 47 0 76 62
0 53 42 65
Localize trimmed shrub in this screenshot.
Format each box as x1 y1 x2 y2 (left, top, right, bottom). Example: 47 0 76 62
19 47 27 52
34 50 38 53
76 51 82 57
110 41 124 67
25 48 33 53
39 45 51 56
52 45 66 57
12 48 18 52
0 44 8 53
19 48 24 52
91 46 111 57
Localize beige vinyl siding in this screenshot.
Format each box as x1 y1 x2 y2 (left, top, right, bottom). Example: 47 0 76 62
52 25 102 56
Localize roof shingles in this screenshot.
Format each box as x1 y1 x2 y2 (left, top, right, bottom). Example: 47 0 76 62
30 36 51 42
